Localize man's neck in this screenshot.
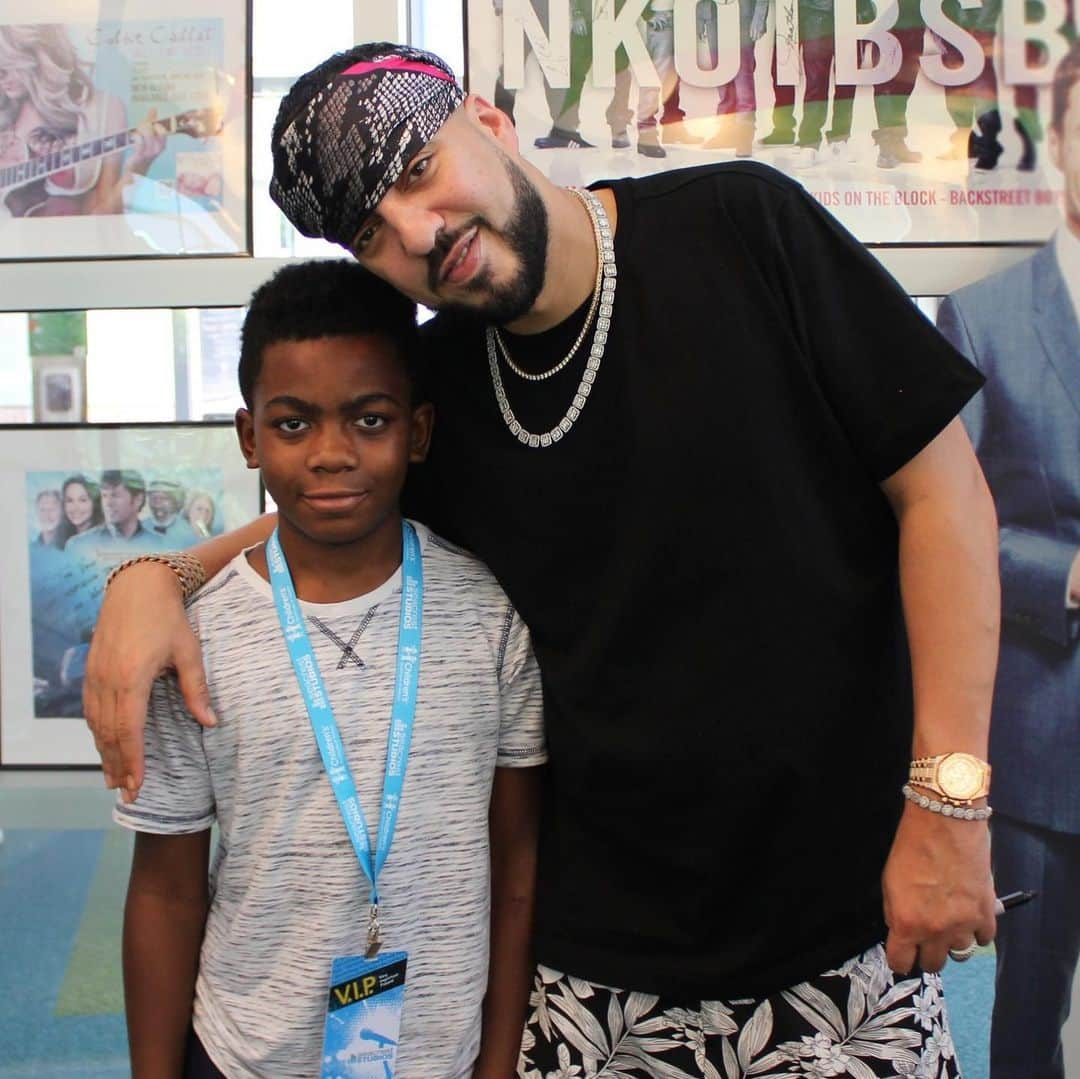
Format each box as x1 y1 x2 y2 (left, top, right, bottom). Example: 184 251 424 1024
112 518 139 539
504 184 618 336
252 513 405 605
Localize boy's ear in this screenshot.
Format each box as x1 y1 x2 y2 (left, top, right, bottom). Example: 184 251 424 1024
408 402 435 464
235 408 259 469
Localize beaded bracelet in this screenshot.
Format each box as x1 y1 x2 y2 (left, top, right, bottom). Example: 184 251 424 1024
902 784 993 821
105 550 208 600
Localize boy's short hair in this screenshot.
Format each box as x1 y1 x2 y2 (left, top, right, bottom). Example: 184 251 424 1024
238 260 424 408
1052 39 1080 134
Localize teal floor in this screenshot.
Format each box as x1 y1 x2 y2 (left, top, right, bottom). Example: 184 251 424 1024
0 772 998 1077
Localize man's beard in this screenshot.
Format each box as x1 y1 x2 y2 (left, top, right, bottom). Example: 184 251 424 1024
429 154 549 326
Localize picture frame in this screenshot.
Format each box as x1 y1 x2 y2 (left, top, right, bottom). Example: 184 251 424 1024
465 0 1072 245
0 422 263 765
0 0 252 261
35 363 84 424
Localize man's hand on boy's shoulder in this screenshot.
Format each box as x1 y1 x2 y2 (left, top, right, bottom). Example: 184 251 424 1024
84 562 217 802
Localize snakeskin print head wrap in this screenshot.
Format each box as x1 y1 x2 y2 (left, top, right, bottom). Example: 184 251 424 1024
269 43 464 249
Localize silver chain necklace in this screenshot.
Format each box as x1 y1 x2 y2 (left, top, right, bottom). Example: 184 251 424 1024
486 187 615 449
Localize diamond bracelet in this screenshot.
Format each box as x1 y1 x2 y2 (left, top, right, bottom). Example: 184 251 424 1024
902 784 993 821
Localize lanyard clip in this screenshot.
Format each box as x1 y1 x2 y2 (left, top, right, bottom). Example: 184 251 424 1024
365 903 381 959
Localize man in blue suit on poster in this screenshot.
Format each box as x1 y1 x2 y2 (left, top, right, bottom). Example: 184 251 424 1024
937 39 1080 1079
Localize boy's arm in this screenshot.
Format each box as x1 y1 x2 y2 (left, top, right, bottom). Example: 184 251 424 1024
473 765 543 1079
124 829 211 1078
85 513 275 798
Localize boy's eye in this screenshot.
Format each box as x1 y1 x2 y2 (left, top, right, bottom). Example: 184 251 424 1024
355 415 387 430
276 418 310 433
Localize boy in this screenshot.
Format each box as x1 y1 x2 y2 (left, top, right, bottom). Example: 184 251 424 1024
114 260 546 1078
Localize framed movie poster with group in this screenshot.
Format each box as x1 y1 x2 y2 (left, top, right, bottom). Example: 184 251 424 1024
467 0 1075 244
0 423 262 765
0 0 251 261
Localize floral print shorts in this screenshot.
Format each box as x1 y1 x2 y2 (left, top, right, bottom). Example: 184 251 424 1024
518 944 962 1079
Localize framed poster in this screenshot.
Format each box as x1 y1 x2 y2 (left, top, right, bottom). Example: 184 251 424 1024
0 423 262 765
467 0 1074 244
0 0 251 260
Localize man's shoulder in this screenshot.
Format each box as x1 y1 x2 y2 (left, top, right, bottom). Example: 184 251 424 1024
949 246 1044 314
606 161 800 211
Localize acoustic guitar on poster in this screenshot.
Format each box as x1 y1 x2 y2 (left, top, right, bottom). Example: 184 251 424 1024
0 106 222 219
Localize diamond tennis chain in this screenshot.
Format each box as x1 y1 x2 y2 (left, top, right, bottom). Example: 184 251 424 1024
485 187 615 449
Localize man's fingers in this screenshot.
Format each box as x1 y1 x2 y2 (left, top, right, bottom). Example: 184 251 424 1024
918 939 949 973
885 929 917 975
115 684 150 793
174 631 217 729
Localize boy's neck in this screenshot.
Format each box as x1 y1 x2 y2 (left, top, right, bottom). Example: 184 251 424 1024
251 513 406 604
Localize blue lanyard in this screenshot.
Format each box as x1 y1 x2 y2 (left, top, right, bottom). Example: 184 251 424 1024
267 522 423 954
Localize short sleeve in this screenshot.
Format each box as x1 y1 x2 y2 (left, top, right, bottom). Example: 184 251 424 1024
494 607 547 768
765 184 985 482
112 675 216 834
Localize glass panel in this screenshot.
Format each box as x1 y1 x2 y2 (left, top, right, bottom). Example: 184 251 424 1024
251 0 356 258
0 307 246 425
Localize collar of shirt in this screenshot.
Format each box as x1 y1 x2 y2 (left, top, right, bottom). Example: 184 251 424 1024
1054 225 1080 329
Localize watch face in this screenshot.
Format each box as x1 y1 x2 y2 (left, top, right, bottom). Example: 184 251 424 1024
938 754 984 800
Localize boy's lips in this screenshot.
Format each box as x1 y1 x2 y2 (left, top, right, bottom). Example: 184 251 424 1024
440 226 480 285
301 490 370 513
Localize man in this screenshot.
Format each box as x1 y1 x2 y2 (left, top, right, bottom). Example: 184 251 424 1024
146 478 199 546
67 470 165 560
937 40 1080 1079
33 488 63 546
86 44 999 1075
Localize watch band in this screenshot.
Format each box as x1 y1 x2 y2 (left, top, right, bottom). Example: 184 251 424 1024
909 752 991 805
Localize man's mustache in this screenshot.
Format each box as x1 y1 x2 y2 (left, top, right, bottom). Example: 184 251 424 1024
428 216 487 290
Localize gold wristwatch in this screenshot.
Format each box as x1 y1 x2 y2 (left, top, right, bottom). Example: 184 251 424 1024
909 753 991 805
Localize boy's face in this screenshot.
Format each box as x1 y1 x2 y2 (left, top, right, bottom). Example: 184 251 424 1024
236 333 433 549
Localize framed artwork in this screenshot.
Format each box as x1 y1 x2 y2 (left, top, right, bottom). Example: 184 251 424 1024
0 0 251 260
466 0 1074 244
0 422 262 765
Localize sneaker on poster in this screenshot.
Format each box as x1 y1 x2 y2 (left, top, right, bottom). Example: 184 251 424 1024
791 145 820 169
637 128 667 159
611 129 631 150
533 127 595 149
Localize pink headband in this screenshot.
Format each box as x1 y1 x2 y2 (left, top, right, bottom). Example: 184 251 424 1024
341 58 455 82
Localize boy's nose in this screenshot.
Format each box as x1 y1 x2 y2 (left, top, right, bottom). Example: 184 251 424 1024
308 427 359 470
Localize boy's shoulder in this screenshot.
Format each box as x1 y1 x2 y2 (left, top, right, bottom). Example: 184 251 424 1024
417 523 510 608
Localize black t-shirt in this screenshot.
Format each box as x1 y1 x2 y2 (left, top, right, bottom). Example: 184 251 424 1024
407 162 984 999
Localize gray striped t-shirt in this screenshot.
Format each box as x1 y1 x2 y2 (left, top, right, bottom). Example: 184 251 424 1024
114 523 546 1078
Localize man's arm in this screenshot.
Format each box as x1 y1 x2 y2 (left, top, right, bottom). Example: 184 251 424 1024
85 514 275 799
878 417 1000 974
123 829 211 1078
473 765 543 1079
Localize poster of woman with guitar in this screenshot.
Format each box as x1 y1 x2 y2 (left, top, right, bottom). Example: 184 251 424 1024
0 4 247 259
0 24 168 218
